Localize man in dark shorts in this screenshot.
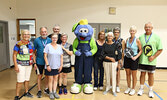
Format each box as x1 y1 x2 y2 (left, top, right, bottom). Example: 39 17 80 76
34 27 52 98
137 22 163 98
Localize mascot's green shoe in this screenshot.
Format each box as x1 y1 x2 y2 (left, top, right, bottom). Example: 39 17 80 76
83 84 93 94
70 83 81 94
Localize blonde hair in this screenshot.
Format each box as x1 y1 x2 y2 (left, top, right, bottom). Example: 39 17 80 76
107 32 113 36
129 25 137 31
51 33 58 38
20 30 31 39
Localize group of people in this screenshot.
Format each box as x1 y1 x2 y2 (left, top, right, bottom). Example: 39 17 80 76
13 22 163 100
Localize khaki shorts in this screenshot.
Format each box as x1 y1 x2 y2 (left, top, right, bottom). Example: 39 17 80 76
17 65 32 82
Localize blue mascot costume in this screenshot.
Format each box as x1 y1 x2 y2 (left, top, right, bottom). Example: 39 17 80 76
71 19 97 94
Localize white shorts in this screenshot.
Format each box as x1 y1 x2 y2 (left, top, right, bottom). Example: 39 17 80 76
17 65 32 82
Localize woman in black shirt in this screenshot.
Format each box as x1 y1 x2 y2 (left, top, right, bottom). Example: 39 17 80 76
101 32 122 96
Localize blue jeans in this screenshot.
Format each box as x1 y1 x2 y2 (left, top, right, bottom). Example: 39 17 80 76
93 56 104 87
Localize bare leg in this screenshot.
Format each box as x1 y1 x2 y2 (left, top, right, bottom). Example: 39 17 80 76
63 73 68 86
45 75 49 89
48 76 53 93
125 69 131 88
16 82 23 96
37 74 43 91
53 75 58 92
24 81 29 93
116 67 120 87
59 73 63 87
140 72 146 85
148 73 154 87
131 70 137 89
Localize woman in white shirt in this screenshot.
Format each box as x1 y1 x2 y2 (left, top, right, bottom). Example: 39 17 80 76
44 34 63 99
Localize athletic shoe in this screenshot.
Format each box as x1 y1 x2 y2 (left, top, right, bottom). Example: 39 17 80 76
99 86 103 91
24 92 33 98
63 88 68 95
103 90 109 95
137 88 144 96
44 88 49 95
59 88 63 95
93 87 98 91
113 92 117 97
148 90 154 98
129 89 135 96
37 90 42 98
124 88 131 94
116 87 120 93
49 92 54 99
54 92 60 99
14 96 20 100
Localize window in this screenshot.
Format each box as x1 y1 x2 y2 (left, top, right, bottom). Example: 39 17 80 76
17 19 36 42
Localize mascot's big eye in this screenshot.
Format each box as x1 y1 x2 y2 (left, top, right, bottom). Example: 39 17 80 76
79 28 89 33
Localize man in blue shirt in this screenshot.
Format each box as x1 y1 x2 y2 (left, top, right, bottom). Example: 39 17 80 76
34 27 52 98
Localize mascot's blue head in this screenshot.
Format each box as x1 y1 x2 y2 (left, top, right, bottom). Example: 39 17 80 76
72 19 93 41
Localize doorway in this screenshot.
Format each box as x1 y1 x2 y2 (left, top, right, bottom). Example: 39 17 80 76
0 21 10 71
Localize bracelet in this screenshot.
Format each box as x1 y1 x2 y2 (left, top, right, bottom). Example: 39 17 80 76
47 65 50 67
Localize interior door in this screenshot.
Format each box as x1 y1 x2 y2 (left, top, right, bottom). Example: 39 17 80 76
0 22 8 71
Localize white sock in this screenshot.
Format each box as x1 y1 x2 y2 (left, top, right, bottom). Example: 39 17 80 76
149 86 153 91
53 90 56 93
140 85 144 89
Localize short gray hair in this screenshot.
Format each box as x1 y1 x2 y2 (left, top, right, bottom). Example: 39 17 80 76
113 27 121 33
39 26 47 32
61 33 68 38
145 22 153 28
53 24 60 29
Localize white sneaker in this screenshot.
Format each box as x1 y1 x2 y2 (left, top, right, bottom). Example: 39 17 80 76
137 88 144 96
93 87 97 91
116 87 120 93
103 90 109 95
129 89 135 96
113 92 117 97
124 88 131 94
148 90 154 98
99 86 103 91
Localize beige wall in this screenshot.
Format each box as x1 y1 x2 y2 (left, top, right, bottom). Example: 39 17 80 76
0 0 17 66
3 0 166 67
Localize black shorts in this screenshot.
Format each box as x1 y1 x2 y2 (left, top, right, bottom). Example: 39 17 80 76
36 64 45 75
139 64 156 71
123 56 139 70
60 67 72 73
45 69 59 76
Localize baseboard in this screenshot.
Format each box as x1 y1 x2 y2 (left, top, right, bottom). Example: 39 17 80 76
10 65 167 69
156 67 167 69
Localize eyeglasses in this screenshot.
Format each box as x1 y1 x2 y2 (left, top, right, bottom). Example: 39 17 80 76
23 34 30 35
114 32 119 33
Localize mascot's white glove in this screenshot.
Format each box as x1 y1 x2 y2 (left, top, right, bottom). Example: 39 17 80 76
75 49 82 56
84 50 92 57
